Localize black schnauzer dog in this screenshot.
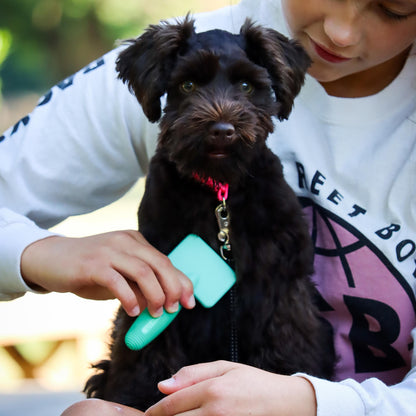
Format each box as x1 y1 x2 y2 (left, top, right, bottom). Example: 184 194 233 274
85 17 335 410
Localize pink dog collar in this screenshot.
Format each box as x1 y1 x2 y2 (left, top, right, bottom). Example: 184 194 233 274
192 172 229 202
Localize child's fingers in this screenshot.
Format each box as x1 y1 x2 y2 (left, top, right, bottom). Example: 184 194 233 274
91 268 143 317
123 232 196 311
158 361 235 394
146 362 239 416
94 231 194 316
112 252 169 317
146 384 203 416
140 251 195 312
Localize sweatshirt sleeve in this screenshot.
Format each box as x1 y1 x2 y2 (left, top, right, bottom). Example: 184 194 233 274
0 208 56 300
0 46 159 300
295 327 416 416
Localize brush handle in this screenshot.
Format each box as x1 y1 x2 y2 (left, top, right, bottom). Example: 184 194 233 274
125 306 181 350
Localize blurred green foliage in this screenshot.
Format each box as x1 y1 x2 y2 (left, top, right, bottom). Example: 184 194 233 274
0 28 12 102
0 0 234 96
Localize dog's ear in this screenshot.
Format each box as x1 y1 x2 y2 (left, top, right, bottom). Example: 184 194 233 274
116 16 195 122
241 19 311 120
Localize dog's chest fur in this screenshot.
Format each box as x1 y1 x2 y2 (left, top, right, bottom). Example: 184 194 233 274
84 17 335 410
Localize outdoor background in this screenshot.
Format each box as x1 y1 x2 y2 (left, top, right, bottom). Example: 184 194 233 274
0 1 237 415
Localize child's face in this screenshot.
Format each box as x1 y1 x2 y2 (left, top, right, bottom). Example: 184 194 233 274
282 0 416 84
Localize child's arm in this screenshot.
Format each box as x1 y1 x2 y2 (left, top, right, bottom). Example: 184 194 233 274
0 47 195 314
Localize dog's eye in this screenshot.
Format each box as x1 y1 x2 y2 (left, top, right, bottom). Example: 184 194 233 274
239 81 254 94
180 81 196 93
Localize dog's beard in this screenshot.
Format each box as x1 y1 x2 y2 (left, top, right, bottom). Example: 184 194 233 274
164 137 251 184
158 95 274 184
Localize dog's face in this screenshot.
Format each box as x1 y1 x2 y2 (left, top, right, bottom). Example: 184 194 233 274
116 17 310 184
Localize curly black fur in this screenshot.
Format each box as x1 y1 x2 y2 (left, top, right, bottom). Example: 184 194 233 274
85 16 335 410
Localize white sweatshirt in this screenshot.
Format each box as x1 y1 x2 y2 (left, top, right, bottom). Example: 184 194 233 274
0 0 415 414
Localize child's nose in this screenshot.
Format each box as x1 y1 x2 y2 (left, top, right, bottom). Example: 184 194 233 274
323 6 363 48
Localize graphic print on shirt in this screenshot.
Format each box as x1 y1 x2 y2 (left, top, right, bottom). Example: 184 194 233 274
0 57 105 142
300 198 416 384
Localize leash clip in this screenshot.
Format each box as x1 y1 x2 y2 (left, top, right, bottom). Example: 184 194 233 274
215 200 232 261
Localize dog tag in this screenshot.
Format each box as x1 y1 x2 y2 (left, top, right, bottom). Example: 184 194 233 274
215 201 232 261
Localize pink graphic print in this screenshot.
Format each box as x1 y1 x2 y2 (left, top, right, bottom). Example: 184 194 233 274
303 203 415 384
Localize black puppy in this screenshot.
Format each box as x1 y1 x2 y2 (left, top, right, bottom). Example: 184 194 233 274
85 17 335 410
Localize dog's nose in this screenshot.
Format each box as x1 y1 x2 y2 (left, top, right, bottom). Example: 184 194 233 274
210 122 235 141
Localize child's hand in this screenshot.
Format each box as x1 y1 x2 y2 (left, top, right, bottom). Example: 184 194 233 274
145 361 317 416
20 231 195 317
